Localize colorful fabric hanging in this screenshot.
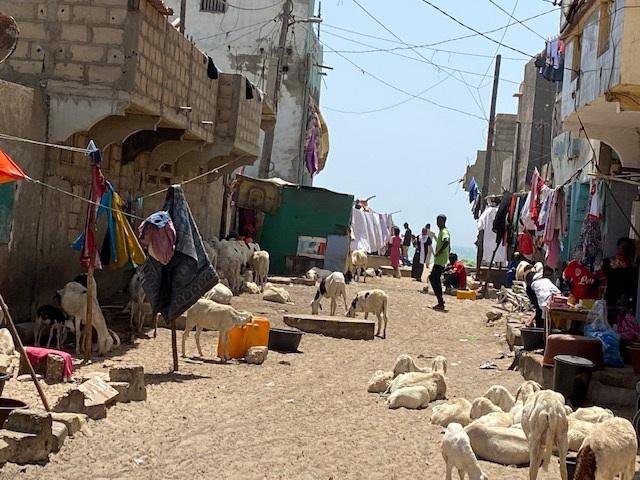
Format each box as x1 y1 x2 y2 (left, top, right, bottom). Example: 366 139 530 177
0 148 27 183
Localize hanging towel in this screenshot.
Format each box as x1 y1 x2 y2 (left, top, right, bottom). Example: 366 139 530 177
478 206 507 265
141 186 218 322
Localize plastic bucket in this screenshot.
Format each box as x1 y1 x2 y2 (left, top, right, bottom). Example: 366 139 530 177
0 398 27 429
268 328 303 353
553 355 595 408
566 455 577 480
521 327 545 351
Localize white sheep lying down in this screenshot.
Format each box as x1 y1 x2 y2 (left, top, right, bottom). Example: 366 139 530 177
465 421 530 466
181 298 253 361
388 385 431 410
387 371 447 401
470 397 503 420
482 385 515 413
568 406 614 424
346 289 389 338
442 423 488 480
367 370 393 393
431 398 472 427
392 354 447 378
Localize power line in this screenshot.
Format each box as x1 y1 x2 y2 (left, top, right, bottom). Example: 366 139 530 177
195 16 278 42
417 0 537 57
204 18 280 52
487 0 548 41
226 0 284 11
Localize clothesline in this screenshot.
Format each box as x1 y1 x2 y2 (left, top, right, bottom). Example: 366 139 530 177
0 132 91 153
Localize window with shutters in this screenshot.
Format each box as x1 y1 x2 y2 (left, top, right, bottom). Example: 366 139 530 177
200 0 227 13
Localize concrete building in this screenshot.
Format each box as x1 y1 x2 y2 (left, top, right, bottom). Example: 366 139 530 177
0 0 268 317
164 0 327 185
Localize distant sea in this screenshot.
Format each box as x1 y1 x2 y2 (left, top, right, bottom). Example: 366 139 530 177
406 245 476 264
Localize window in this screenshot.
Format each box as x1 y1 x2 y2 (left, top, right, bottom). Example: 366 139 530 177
597 0 612 57
571 34 582 80
201 0 227 13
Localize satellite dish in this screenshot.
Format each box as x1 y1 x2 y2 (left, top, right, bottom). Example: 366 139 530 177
0 13 19 65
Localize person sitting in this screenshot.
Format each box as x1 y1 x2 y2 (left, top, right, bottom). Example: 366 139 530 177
517 261 560 328
443 253 467 292
603 237 638 323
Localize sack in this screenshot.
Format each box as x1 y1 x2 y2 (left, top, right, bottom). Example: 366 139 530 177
615 313 640 342
584 300 624 367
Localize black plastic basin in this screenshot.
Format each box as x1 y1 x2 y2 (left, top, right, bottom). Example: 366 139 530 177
268 328 304 353
0 372 10 397
0 397 27 428
521 327 545 351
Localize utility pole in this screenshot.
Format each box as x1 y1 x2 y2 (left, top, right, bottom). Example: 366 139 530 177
179 0 187 34
258 0 293 179
476 54 501 273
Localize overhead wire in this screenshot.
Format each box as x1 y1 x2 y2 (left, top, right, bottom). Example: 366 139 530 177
204 18 280 52
487 0 548 41
226 0 284 11
195 16 279 42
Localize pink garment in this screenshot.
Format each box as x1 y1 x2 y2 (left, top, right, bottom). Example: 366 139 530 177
25 346 74 380
543 187 567 269
530 168 545 224
390 235 402 268
138 220 176 265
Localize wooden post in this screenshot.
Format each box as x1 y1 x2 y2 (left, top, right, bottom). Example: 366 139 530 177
0 294 50 411
84 264 94 360
171 319 178 372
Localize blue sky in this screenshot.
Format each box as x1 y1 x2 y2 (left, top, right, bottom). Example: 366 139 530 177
313 0 561 248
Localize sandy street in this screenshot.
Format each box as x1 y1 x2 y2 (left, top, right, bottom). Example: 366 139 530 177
1 275 561 480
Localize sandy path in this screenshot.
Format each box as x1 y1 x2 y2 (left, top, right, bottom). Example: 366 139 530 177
1 276 561 479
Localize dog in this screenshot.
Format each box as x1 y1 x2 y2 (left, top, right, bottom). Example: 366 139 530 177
35 305 72 350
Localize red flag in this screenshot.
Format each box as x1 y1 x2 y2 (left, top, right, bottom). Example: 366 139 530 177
0 148 27 183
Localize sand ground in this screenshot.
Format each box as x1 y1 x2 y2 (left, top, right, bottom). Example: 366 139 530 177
2 275 566 479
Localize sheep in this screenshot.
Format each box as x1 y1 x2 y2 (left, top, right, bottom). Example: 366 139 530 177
251 250 270 289
128 269 152 337
514 380 542 406
470 397 503 420
483 385 515 413
387 371 447 400
350 249 368 283
464 422 531 466
311 272 348 316
346 289 389 339
387 385 430 410
392 354 429 378
35 305 69 349
58 281 120 356
431 355 448 375
441 423 488 480
574 417 637 480
470 411 515 429
0 328 19 375
204 237 219 270
305 267 332 282
367 370 393 393
521 390 569 480
431 398 472 427
181 298 253 361
217 239 244 295
568 407 614 425
567 418 596 452
202 283 233 305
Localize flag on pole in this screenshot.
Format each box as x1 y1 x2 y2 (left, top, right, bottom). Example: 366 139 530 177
0 148 27 183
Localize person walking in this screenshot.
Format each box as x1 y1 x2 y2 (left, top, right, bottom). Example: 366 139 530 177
412 228 430 281
390 227 403 278
402 223 412 266
430 214 451 311
420 223 437 282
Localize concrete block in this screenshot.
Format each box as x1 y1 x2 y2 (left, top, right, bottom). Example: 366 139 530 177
36 4 47 21
283 314 375 341
92 26 124 45
50 412 87 437
519 352 553 389
107 48 124 65
5 409 52 437
88 65 122 83
108 8 127 25
587 380 635 408
54 62 85 81
17 22 48 40
50 421 67 453
245 346 268 365
60 25 88 42
6 3 37 21
72 5 107 22
70 45 105 63
108 381 130 403
109 365 146 402
0 429 52 464
12 40 30 59
31 44 45 61
45 354 65 384
53 388 107 420
0 439 13 465
506 322 522 351
56 4 70 21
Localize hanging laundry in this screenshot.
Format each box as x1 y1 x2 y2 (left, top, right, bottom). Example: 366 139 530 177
207 56 219 80
493 191 513 243
0 148 27 183
468 177 479 204
79 160 107 269
141 185 218 322
304 103 321 177
530 168 545 224
575 217 603 272
478 206 507 265
245 78 254 100
138 211 177 265
587 180 605 220
519 192 537 232
542 187 568 269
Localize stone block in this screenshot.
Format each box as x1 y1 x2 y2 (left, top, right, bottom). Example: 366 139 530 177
108 381 130 403
72 5 107 22
53 388 107 420
56 4 70 21
60 25 88 42
54 62 85 81
109 365 146 402
283 314 375 341
0 438 13 465
50 421 67 453
5 409 52 437
245 346 268 365
0 429 52 464
107 48 124 65
92 26 124 45
506 322 522 351
519 352 553 389
45 354 65 384
70 45 105 63
50 412 87 437
586 380 635 408
17 22 48 40
108 8 127 25
87 65 122 83
7 3 37 21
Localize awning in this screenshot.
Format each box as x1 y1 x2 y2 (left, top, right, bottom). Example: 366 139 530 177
234 174 293 214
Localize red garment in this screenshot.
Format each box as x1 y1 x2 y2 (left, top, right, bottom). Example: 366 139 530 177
80 165 107 269
530 168 545 223
563 260 604 300
25 346 74 380
451 260 467 289
518 232 534 256
390 235 402 268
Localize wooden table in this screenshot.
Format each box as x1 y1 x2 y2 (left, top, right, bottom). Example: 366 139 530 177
544 306 590 339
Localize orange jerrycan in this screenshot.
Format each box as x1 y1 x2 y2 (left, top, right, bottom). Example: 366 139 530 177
217 325 247 359
245 317 270 349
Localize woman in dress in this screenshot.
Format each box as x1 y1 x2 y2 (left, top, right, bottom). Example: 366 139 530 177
390 226 403 278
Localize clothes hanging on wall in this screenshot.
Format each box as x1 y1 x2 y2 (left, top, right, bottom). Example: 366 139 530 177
588 180 605 220
542 187 568 269
478 206 507 265
351 208 393 254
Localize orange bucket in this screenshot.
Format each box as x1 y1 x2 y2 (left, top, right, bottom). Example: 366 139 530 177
245 317 270 349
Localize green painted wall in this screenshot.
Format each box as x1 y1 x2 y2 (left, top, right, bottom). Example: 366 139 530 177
260 186 354 274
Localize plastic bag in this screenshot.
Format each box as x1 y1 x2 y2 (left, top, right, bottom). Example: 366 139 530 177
584 300 624 367
616 313 640 342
